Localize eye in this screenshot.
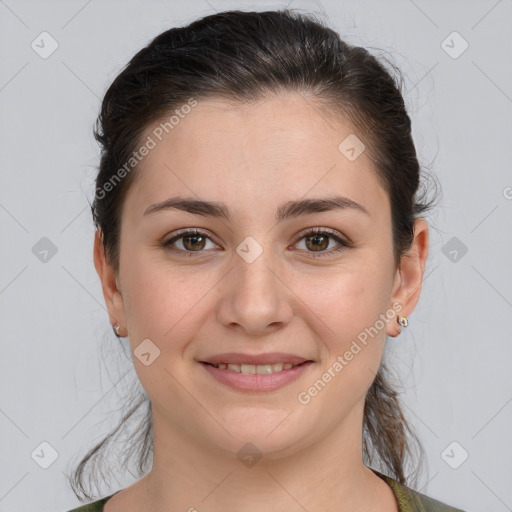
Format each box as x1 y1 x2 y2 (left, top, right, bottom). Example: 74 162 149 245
161 227 351 258
162 229 219 255
293 227 351 258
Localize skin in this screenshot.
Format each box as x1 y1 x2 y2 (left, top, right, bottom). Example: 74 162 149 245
94 92 428 512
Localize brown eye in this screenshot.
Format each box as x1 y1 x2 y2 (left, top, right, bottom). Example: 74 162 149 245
162 229 218 255
182 233 207 251
304 233 330 252
294 228 351 258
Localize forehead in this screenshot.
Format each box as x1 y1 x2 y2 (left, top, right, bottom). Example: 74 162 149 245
122 93 389 223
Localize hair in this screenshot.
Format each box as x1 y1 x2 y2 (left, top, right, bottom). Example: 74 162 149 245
68 8 439 501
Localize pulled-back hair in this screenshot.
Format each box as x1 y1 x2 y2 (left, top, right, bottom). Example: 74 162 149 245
68 8 436 501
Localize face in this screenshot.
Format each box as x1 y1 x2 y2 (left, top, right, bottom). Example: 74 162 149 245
95 93 427 461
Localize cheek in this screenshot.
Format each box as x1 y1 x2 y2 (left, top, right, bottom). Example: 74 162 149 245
294 260 393 347
120 257 210 396
121 251 210 343
293 267 391 419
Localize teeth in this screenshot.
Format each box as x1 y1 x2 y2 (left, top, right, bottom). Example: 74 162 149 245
212 362 301 374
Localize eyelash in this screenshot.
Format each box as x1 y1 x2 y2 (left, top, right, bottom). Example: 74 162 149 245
162 227 351 258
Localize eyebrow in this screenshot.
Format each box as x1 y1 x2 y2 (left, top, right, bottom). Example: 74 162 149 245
143 195 369 221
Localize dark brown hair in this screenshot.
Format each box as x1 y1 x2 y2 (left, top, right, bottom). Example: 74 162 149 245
68 8 437 501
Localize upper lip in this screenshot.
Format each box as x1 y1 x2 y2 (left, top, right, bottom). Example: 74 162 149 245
199 352 312 366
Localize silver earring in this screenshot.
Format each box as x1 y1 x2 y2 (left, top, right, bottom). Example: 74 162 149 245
113 323 121 336
397 315 408 328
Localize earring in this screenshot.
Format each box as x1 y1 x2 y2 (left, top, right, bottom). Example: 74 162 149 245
112 323 121 336
397 315 408 328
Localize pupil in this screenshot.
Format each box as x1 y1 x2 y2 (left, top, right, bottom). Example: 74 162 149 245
186 235 205 251
308 234 327 251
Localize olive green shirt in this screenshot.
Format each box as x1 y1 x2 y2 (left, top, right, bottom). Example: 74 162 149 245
66 470 466 511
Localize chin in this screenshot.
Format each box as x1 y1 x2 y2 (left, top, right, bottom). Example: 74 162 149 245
207 408 313 460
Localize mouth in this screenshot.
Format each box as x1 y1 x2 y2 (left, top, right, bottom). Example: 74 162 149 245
201 361 310 374
200 360 314 393
198 354 314 392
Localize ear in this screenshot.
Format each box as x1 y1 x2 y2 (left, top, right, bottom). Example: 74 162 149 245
387 218 429 337
93 228 127 334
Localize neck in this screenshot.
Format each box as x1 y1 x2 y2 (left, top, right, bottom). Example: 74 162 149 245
136 401 393 512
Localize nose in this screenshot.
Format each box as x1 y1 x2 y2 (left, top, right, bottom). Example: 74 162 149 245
215 245 294 336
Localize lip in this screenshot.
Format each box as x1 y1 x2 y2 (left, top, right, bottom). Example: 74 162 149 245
199 352 310 366
199 359 314 392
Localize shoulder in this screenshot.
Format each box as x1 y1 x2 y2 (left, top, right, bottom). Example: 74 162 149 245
66 494 114 512
374 470 467 512
65 476 468 512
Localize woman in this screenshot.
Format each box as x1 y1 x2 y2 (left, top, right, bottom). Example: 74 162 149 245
66 9 465 512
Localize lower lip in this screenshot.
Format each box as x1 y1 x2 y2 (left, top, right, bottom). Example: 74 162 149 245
200 361 314 392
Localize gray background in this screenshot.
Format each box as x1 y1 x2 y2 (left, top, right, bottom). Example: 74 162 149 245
1 0 511 511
